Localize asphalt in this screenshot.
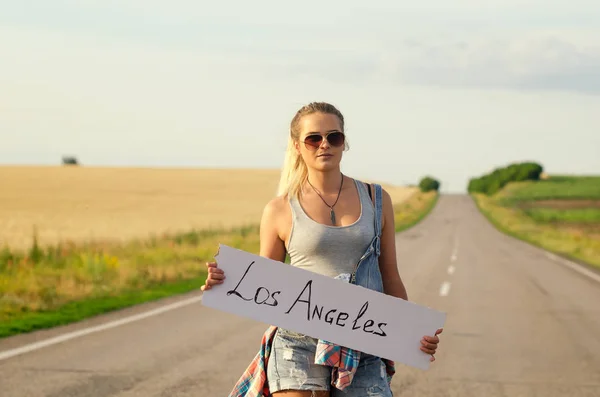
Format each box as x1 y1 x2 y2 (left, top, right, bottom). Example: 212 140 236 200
1 194 599 396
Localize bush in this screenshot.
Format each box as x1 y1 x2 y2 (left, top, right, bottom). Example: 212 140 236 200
468 161 543 195
419 176 440 192
62 156 79 166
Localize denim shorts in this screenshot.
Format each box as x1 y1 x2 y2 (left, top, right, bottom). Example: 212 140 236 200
266 328 393 396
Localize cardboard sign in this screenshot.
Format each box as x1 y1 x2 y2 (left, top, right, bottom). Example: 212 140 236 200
201 244 447 370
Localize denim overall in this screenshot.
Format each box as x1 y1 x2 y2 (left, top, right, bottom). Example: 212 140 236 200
351 182 385 293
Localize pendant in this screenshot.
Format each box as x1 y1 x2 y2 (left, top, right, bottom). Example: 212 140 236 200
330 208 336 225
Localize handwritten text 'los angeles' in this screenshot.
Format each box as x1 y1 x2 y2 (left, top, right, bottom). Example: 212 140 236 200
226 260 388 337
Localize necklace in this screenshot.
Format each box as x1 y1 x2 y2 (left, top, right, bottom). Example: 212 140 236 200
306 174 344 226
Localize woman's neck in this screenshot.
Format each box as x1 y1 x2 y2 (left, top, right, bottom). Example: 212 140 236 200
305 169 344 194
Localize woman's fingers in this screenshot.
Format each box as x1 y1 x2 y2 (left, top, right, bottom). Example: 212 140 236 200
201 261 225 291
207 262 225 281
421 339 437 350
420 337 438 355
207 262 225 274
422 335 439 344
201 277 223 291
421 328 443 358
208 266 224 275
209 272 226 280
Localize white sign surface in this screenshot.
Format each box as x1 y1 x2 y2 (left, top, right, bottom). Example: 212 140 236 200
202 244 447 370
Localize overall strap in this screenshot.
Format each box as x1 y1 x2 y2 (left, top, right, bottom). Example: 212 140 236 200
372 183 383 256
349 182 384 286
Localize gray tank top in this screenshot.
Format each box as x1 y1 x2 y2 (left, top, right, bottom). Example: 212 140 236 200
286 179 376 278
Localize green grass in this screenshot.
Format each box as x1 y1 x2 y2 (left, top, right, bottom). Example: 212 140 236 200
0 276 204 338
523 208 600 223
499 175 600 203
0 224 260 339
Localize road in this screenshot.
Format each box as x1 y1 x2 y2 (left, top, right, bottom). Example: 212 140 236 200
1 195 600 396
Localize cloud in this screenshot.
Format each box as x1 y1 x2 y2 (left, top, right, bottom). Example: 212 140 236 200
387 34 600 94
55 0 600 25
3 2 600 96
271 33 600 95
241 33 600 96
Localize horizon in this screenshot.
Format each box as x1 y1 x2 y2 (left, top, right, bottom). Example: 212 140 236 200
2 163 596 190
2 1 599 193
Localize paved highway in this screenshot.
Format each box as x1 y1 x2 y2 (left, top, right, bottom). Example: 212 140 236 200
1 195 599 396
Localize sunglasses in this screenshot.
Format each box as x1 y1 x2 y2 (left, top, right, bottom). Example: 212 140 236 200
303 131 345 150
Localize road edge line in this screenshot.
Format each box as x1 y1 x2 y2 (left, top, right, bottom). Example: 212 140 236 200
544 252 600 284
0 295 203 362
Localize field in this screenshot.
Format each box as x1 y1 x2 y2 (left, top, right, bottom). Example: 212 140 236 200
0 166 423 338
0 166 417 250
472 175 600 269
499 176 600 202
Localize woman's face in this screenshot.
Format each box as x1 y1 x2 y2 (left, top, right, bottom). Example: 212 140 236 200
295 112 346 173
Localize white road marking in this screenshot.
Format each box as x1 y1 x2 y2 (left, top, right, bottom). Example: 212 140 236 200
445 236 458 291
439 282 451 297
451 234 459 262
545 252 600 284
0 295 204 362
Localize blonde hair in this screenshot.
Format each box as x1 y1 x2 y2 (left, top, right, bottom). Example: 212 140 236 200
277 102 346 199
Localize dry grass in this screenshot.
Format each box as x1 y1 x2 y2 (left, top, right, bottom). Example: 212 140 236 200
472 193 600 269
0 166 415 250
394 190 439 232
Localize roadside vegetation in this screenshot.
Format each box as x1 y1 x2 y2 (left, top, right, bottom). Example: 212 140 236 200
0 225 259 338
394 190 439 232
469 162 600 270
0 171 439 339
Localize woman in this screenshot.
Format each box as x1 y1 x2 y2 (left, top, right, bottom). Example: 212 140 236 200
202 102 442 396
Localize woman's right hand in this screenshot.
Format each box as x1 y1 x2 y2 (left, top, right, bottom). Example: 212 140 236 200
201 261 226 291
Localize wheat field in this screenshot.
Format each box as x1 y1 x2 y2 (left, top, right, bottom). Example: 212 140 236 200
0 166 417 250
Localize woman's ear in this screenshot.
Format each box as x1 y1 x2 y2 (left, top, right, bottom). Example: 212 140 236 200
294 140 301 155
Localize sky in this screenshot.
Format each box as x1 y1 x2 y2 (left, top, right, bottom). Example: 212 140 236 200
1 1 599 192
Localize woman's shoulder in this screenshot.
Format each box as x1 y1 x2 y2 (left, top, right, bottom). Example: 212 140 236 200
349 177 380 194
349 176 379 188
265 193 289 208
350 177 392 204
261 194 291 221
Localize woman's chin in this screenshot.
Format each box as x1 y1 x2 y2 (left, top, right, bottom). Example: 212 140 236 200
310 160 341 172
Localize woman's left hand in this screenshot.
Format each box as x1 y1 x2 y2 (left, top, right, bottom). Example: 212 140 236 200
420 328 443 362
